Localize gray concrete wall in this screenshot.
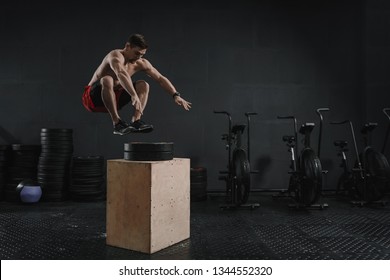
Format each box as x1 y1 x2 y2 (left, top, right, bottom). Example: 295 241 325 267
1 0 385 192
364 0 390 160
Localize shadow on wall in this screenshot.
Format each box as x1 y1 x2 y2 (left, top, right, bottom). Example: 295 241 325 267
253 155 272 185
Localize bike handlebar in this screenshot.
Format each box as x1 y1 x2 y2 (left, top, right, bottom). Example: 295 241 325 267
277 115 295 119
245 112 258 116
317 108 330 113
213 110 230 116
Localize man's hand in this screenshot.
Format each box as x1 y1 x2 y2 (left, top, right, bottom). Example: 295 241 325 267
174 96 192 111
131 95 143 114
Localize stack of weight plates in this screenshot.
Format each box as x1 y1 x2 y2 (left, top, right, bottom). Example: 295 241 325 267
190 167 208 201
70 156 105 201
124 142 174 161
5 144 41 202
0 145 11 201
38 128 73 201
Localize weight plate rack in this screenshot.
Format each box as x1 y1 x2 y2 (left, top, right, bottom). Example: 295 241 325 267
70 156 105 201
38 128 73 202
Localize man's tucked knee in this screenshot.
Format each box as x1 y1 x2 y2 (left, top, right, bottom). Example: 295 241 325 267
135 80 150 93
100 77 114 88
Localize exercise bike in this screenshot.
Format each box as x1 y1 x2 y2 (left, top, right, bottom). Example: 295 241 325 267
277 108 329 209
214 110 260 209
331 117 390 204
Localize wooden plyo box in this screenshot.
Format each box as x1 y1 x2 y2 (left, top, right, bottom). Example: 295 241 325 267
106 158 190 254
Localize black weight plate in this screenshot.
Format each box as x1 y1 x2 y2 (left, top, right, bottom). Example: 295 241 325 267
190 182 207 190
38 168 70 175
71 166 104 172
11 144 41 151
10 151 39 157
42 142 73 149
40 134 73 139
73 156 104 161
71 163 104 168
71 177 105 184
40 138 73 144
41 135 73 141
40 135 73 141
72 167 104 173
38 162 70 169
70 185 103 192
72 159 104 165
37 174 69 181
11 149 40 154
72 166 104 171
41 128 73 134
191 167 207 175
41 147 73 153
72 169 104 174
190 195 207 202
72 162 104 168
124 151 173 161
38 167 69 174
124 142 174 152
39 182 68 188
39 155 72 163
10 158 39 165
71 171 104 177
190 176 207 183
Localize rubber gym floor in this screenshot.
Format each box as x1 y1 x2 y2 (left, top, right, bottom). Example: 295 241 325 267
1 192 390 260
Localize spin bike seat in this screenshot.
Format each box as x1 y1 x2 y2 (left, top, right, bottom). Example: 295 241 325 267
361 122 378 134
299 123 315 134
334 140 348 148
232 124 246 134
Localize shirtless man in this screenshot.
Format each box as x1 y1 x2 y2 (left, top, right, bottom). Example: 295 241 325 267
82 34 192 135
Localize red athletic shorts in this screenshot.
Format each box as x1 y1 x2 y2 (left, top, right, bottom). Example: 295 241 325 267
82 81 132 112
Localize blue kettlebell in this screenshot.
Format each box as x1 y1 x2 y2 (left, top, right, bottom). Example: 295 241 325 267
16 179 42 203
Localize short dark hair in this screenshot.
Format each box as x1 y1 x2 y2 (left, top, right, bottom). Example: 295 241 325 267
128 34 148 49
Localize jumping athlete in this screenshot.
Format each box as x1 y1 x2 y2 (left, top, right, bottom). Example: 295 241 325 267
82 34 192 135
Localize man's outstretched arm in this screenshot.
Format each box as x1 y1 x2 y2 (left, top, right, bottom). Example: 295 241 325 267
144 60 192 111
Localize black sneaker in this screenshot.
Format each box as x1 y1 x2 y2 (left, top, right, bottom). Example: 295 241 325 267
132 119 154 133
113 119 136 135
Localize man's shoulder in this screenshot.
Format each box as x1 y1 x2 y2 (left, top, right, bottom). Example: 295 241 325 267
138 58 152 69
107 49 124 59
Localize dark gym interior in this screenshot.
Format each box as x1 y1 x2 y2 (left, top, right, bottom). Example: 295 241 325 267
1 0 390 260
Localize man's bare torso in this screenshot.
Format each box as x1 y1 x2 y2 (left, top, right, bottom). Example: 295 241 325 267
88 49 146 86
